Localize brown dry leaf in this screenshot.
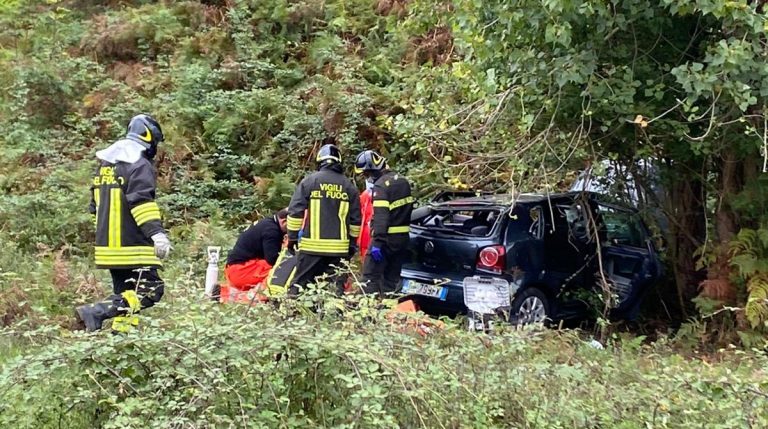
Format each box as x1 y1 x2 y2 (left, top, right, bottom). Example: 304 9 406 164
53 249 71 292
699 278 737 305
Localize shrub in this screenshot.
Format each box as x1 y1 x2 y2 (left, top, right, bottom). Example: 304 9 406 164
1 284 767 428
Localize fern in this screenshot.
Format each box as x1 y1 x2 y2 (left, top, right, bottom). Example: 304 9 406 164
745 274 768 328
730 227 768 328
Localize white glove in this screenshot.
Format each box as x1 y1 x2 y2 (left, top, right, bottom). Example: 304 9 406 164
151 233 172 259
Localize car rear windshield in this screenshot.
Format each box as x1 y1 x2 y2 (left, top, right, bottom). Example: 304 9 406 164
411 206 503 237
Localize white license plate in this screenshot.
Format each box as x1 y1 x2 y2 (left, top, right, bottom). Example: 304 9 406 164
463 276 511 314
402 280 448 300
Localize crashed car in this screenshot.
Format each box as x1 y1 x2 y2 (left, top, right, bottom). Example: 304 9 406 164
400 191 662 324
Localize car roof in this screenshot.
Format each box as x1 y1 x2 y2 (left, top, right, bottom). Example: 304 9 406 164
434 191 593 207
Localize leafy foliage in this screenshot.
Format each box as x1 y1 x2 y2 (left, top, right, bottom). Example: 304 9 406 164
2 286 768 428
730 227 768 328
2 3 768 418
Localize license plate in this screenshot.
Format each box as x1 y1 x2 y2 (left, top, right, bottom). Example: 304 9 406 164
402 280 448 300
463 276 511 314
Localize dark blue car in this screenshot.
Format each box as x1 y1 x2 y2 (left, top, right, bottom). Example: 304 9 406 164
400 191 662 324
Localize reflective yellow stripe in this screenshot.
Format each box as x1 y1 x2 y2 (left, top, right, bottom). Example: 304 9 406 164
390 196 415 209
95 246 155 255
95 258 161 264
95 258 162 266
266 250 297 297
108 190 114 247
388 226 410 234
286 215 303 231
115 189 121 248
96 253 156 259
95 246 161 266
310 198 320 239
93 189 101 229
299 246 348 254
285 266 297 293
130 202 160 218
299 240 349 248
95 252 156 258
131 202 161 226
350 224 361 238
373 200 390 208
299 237 349 253
95 253 158 259
134 211 161 226
96 255 159 263
338 200 349 240
109 188 122 248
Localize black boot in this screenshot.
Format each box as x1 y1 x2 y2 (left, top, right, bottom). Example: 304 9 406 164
74 302 119 332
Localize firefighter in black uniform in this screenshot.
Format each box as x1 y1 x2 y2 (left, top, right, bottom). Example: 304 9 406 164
75 114 171 332
355 150 414 297
286 144 361 295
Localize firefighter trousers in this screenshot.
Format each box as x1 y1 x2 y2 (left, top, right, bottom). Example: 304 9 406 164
108 268 165 312
362 239 407 297
289 253 347 296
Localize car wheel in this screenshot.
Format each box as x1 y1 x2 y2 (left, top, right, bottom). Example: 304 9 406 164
509 288 550 325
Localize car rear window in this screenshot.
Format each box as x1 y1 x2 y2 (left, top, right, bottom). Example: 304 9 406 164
411 207 502 237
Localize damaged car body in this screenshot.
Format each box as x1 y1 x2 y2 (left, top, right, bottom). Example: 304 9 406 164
400 191 663 324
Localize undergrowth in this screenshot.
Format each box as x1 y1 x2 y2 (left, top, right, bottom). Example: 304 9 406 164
1 280 767 428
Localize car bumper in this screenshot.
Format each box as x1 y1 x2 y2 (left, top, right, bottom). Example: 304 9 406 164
400 269 516 316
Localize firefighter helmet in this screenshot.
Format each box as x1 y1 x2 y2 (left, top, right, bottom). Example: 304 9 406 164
126 114 164 159
316 144 341 166
354 150 387 174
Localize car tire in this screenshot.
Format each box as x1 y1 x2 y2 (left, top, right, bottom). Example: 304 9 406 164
508 288 550 325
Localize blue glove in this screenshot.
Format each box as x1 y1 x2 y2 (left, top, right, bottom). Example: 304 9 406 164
370 246 384 263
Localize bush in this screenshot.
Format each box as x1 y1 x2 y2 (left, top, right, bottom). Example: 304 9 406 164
0 162 92 253
1 284 767 428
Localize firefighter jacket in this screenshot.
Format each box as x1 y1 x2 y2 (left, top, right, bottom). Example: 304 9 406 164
371 170 413 249
90 156 165 269
287 165 362 257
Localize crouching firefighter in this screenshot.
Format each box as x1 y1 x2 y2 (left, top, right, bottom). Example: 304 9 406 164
355 150 414 297
75 114 172 332
286 144 361 295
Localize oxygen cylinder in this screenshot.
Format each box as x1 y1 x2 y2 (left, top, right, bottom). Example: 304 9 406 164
204 246 221 300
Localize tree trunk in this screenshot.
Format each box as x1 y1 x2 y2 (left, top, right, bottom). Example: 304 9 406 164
663 171 706 316
700 149 742 305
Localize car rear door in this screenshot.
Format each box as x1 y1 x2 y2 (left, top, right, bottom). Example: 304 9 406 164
595 203 661 319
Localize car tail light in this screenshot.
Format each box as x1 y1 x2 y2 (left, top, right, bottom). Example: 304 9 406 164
477 245 506 274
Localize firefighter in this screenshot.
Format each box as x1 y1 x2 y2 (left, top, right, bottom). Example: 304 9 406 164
354 150 414 297
222 209 288 301
75 114 171 332
286 144 362 295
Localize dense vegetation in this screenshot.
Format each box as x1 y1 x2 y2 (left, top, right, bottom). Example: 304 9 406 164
2 0 768 426
5 288 768 428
